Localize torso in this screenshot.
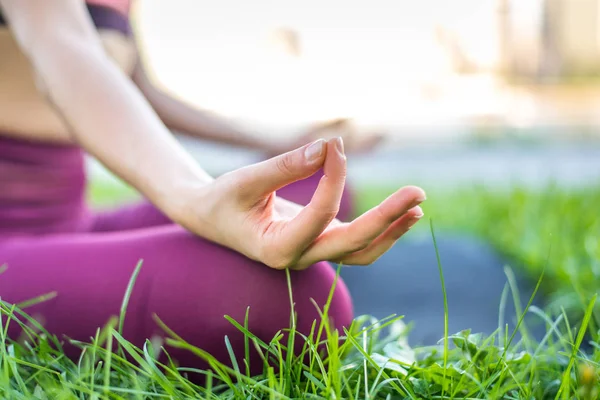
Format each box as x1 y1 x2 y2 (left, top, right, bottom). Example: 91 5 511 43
0 3 137 236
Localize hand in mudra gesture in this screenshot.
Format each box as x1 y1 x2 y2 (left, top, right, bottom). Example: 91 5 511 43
178 137 425 270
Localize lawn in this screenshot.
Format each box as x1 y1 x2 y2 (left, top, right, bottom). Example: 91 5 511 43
358 183 600 326
1 178 599 399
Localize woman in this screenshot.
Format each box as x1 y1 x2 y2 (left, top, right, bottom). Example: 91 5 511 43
0 0 425 375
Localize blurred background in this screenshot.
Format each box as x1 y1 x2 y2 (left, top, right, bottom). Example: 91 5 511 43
91 0 600 332
93 0 600 188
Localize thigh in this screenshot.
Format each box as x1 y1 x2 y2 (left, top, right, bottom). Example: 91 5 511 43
89 200 172 232
0 227 353 373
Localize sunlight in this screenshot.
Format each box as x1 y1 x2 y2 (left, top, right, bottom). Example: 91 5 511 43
132 0 513 135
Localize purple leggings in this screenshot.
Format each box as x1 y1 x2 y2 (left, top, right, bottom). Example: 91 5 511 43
0 169 355 375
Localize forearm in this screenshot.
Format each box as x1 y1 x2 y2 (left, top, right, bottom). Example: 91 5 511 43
159 99 270 150
29 35 213 218
133 63 274 151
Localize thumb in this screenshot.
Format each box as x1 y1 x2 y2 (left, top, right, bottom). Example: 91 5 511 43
236 139 327 201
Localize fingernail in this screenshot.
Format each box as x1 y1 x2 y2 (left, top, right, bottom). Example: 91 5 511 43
413 206 424 218
334 136 345 157
407 211 424 230
305 139 326 162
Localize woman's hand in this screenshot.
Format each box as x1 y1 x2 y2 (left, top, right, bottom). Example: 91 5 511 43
265 119 385 158
174 137 425 270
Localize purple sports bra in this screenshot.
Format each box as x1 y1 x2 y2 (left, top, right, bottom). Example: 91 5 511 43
0 3 132 36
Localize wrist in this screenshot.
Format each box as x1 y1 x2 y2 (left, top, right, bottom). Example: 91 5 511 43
157 174 214 229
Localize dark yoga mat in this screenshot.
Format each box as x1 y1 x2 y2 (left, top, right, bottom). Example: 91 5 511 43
339 233 545 345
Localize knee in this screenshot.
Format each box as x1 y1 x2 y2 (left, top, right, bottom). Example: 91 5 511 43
136 233 354 374
144 230 354 335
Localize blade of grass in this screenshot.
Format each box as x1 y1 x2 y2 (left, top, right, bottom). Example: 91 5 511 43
430 219 449 398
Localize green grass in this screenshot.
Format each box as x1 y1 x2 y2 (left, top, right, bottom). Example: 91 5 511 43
359 183 600 328
1 178 595 398
87 179 139 207
2 248 600 399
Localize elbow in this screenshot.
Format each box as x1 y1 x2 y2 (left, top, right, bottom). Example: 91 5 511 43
31 40 106 103
23 30 105 90
19 21 103 69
